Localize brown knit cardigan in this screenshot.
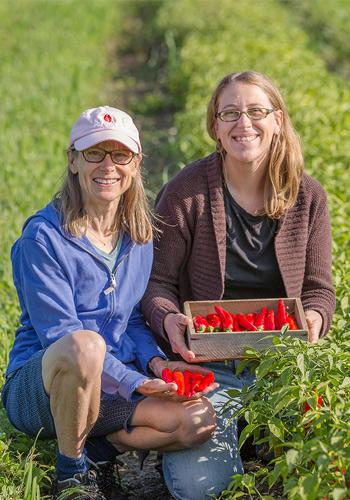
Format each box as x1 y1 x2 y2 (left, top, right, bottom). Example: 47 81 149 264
141 152 335 339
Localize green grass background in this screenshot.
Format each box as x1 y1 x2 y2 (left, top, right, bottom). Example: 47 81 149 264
1 0 350 498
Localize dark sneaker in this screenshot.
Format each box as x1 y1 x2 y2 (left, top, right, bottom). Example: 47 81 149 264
87 458 127 499
51 470 107 499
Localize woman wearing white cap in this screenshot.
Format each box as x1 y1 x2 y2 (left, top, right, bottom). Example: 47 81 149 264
1 106 218 500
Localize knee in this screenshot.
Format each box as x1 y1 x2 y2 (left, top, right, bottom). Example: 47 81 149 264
63 330 106 379
179 398 217 448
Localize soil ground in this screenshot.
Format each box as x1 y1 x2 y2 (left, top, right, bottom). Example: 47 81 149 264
117 452 174 500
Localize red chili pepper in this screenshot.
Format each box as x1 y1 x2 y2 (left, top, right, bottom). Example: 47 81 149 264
230 313 240 332
183 370 193 399
162 367 174 383
197 371 215 391
303 390 322 431
275 313 281 330
206 313 222 332
287 313 298 330
214 306 234 332
191 372 204 394
173 371 185 397
303 393 323 412
254 307 268 331
265 309 276 330
192 315 209 332
277 299 289 327
246 313 255 324
236 313 258 332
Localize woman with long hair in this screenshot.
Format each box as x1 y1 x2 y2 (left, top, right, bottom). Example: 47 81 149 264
141 71 335 499
1 106 218 500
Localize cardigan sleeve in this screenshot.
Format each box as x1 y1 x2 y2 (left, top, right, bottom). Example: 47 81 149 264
301 195 335 337
276 175 335 338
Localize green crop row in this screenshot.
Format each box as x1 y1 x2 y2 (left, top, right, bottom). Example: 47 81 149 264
126 1 350 498
1 0 350 498
0 1 120 497
282 0 350 80
149 0 350 281
0 0 118 346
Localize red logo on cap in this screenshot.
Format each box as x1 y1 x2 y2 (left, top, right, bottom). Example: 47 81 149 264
104 114 112 122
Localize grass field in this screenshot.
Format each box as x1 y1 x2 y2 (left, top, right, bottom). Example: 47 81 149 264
0 1 120 497
1 1 350 498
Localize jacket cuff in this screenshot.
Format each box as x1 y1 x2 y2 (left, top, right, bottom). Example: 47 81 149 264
118 371 148 402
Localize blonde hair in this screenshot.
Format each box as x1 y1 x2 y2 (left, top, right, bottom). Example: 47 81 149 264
53 150 154 244
207 71 304 218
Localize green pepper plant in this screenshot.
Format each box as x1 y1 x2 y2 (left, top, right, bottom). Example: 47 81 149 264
220 326 350 500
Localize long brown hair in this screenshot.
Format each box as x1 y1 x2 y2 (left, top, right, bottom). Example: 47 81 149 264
207 71 304 218
53 150 154 244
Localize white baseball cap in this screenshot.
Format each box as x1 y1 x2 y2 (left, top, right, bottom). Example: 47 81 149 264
68 106 141 153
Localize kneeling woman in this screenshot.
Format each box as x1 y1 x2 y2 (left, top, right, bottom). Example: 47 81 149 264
1 106 218 500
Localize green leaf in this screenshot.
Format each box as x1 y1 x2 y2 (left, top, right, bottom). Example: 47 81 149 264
241 474 255 489
332 488 348 500
268 418 285 441
299 474 319 500
235 358 253 376
297 353 306 376
23 460 33 500
256 356 276 380
238 423 259 449
339 376 350 388
341 295 350 315
285 449 299 469
225 389 242 399
280 324 290 335
273 395 295 414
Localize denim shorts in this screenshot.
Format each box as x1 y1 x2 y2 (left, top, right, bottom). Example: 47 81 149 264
1 349 139 439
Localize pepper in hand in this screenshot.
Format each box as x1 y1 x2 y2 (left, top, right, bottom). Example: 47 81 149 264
173 371 185 397
184 370 193 399
191 372 204 394
197 372 215 392
162 367 174 383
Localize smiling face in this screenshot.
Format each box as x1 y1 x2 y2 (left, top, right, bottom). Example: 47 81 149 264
67 140 140 213
215 81 283 171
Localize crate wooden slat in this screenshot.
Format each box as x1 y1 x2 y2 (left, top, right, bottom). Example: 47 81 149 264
184 298 308 362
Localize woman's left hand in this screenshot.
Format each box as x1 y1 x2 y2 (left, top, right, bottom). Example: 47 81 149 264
305 310 323 343
138 357 219 400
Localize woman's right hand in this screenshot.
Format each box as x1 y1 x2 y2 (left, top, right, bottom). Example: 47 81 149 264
164 312 195 362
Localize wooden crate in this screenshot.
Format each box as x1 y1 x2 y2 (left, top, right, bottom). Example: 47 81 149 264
184 298 308 362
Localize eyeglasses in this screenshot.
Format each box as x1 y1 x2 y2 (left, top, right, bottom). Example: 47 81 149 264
215 108 276 122
81 147 138 165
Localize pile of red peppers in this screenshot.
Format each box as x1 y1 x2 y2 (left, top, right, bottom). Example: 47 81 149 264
162 367 215 398
192 299 299 333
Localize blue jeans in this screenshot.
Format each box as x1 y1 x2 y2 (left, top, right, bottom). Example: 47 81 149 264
162 360 255 500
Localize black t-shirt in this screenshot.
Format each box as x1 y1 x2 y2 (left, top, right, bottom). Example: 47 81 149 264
223 183 286 299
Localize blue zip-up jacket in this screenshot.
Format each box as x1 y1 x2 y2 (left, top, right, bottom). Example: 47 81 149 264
7 202 165 401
